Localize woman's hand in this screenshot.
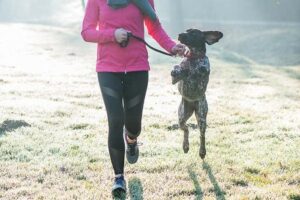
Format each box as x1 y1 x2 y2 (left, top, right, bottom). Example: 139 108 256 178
171 43 186 57
114 28 130 43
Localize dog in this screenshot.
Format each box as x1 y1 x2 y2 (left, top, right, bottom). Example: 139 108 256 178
171 29 223 159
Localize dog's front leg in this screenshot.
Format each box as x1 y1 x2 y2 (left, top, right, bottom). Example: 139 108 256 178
178 99 194 153
195 97 208 159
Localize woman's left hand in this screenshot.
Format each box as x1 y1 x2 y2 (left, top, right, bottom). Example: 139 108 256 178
171 44 186 57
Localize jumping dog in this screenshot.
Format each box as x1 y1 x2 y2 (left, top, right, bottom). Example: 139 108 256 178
171 29 223 159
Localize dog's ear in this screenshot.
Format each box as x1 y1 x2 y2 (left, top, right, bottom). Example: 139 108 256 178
203 31 223 45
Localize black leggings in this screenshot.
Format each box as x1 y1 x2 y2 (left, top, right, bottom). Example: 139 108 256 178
97 71 148 175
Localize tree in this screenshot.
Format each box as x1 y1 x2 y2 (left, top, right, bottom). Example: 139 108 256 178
81 0 85 9
169 0 184 37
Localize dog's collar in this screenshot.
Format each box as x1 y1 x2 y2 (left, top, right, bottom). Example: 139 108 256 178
185 47 206 59
186 52 206 59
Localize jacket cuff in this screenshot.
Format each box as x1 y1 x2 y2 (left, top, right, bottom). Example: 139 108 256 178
98 28 116 43
165 40 177 54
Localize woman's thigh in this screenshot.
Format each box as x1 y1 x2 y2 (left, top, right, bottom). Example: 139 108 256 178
123 71 148 134
97 72 124 128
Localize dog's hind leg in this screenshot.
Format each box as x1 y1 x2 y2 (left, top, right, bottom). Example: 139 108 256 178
178 98 194 153
195 97 208 159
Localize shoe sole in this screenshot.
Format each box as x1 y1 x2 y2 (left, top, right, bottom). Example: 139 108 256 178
112 188 126 198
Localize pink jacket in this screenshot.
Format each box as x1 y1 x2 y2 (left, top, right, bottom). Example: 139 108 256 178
81 0 176 72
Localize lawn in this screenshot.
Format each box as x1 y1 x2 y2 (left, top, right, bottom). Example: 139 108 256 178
0 23 299 200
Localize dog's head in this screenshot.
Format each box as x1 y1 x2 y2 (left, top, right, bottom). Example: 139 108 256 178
178 29 223 50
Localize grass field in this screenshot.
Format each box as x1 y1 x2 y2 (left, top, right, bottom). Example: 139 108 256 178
0 23 299 200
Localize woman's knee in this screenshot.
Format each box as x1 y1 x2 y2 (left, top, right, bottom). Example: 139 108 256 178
108 133 124 150
107 115 124 145
108 114 124 127
125 122 141 139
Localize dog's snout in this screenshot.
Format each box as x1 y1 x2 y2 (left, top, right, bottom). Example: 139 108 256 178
178 33 185 37
178 33 187 41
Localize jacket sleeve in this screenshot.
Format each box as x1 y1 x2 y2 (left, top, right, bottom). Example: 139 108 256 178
144 0 176 53
81 0 116 44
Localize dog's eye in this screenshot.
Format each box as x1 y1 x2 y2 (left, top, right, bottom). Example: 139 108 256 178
190 31 197 36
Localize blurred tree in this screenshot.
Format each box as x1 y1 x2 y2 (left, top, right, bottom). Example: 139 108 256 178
81 0 85 9
169 0 184 37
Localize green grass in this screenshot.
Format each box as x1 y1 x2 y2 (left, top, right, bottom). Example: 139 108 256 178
0 23 299 199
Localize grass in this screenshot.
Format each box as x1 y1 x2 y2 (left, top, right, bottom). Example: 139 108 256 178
0 23 299 199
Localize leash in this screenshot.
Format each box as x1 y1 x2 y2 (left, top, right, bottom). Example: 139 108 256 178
120 32 174 57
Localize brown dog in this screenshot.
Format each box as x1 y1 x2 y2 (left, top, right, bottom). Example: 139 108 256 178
171 29 223 159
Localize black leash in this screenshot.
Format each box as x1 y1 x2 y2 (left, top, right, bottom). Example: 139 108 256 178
120 32 173 57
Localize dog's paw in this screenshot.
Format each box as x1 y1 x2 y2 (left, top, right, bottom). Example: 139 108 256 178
172 76 180 85
199 147 206 159
183 142 189 153
171 68 189 85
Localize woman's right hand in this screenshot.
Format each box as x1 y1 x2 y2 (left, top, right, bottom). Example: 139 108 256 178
114 28 130 43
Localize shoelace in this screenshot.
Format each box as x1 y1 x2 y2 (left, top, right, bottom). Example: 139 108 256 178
127 142 137 156
127 141 143 155
137 141 143 146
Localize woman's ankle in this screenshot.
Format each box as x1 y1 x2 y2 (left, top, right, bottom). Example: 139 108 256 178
115 174 124 178
126 135 137 144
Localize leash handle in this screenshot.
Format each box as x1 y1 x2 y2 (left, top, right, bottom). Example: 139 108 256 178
120 32 173 57
120 36 130 47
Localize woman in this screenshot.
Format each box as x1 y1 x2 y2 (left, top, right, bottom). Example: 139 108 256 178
81 0 185 196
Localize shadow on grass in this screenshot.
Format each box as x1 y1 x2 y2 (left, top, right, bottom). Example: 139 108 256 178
202 162 226 200
167 123 198 131
129 177 143 200
0 119 30 136
188 166 203 200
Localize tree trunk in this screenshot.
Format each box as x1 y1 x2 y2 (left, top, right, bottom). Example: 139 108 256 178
81 0 85 10
169 0 184 37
